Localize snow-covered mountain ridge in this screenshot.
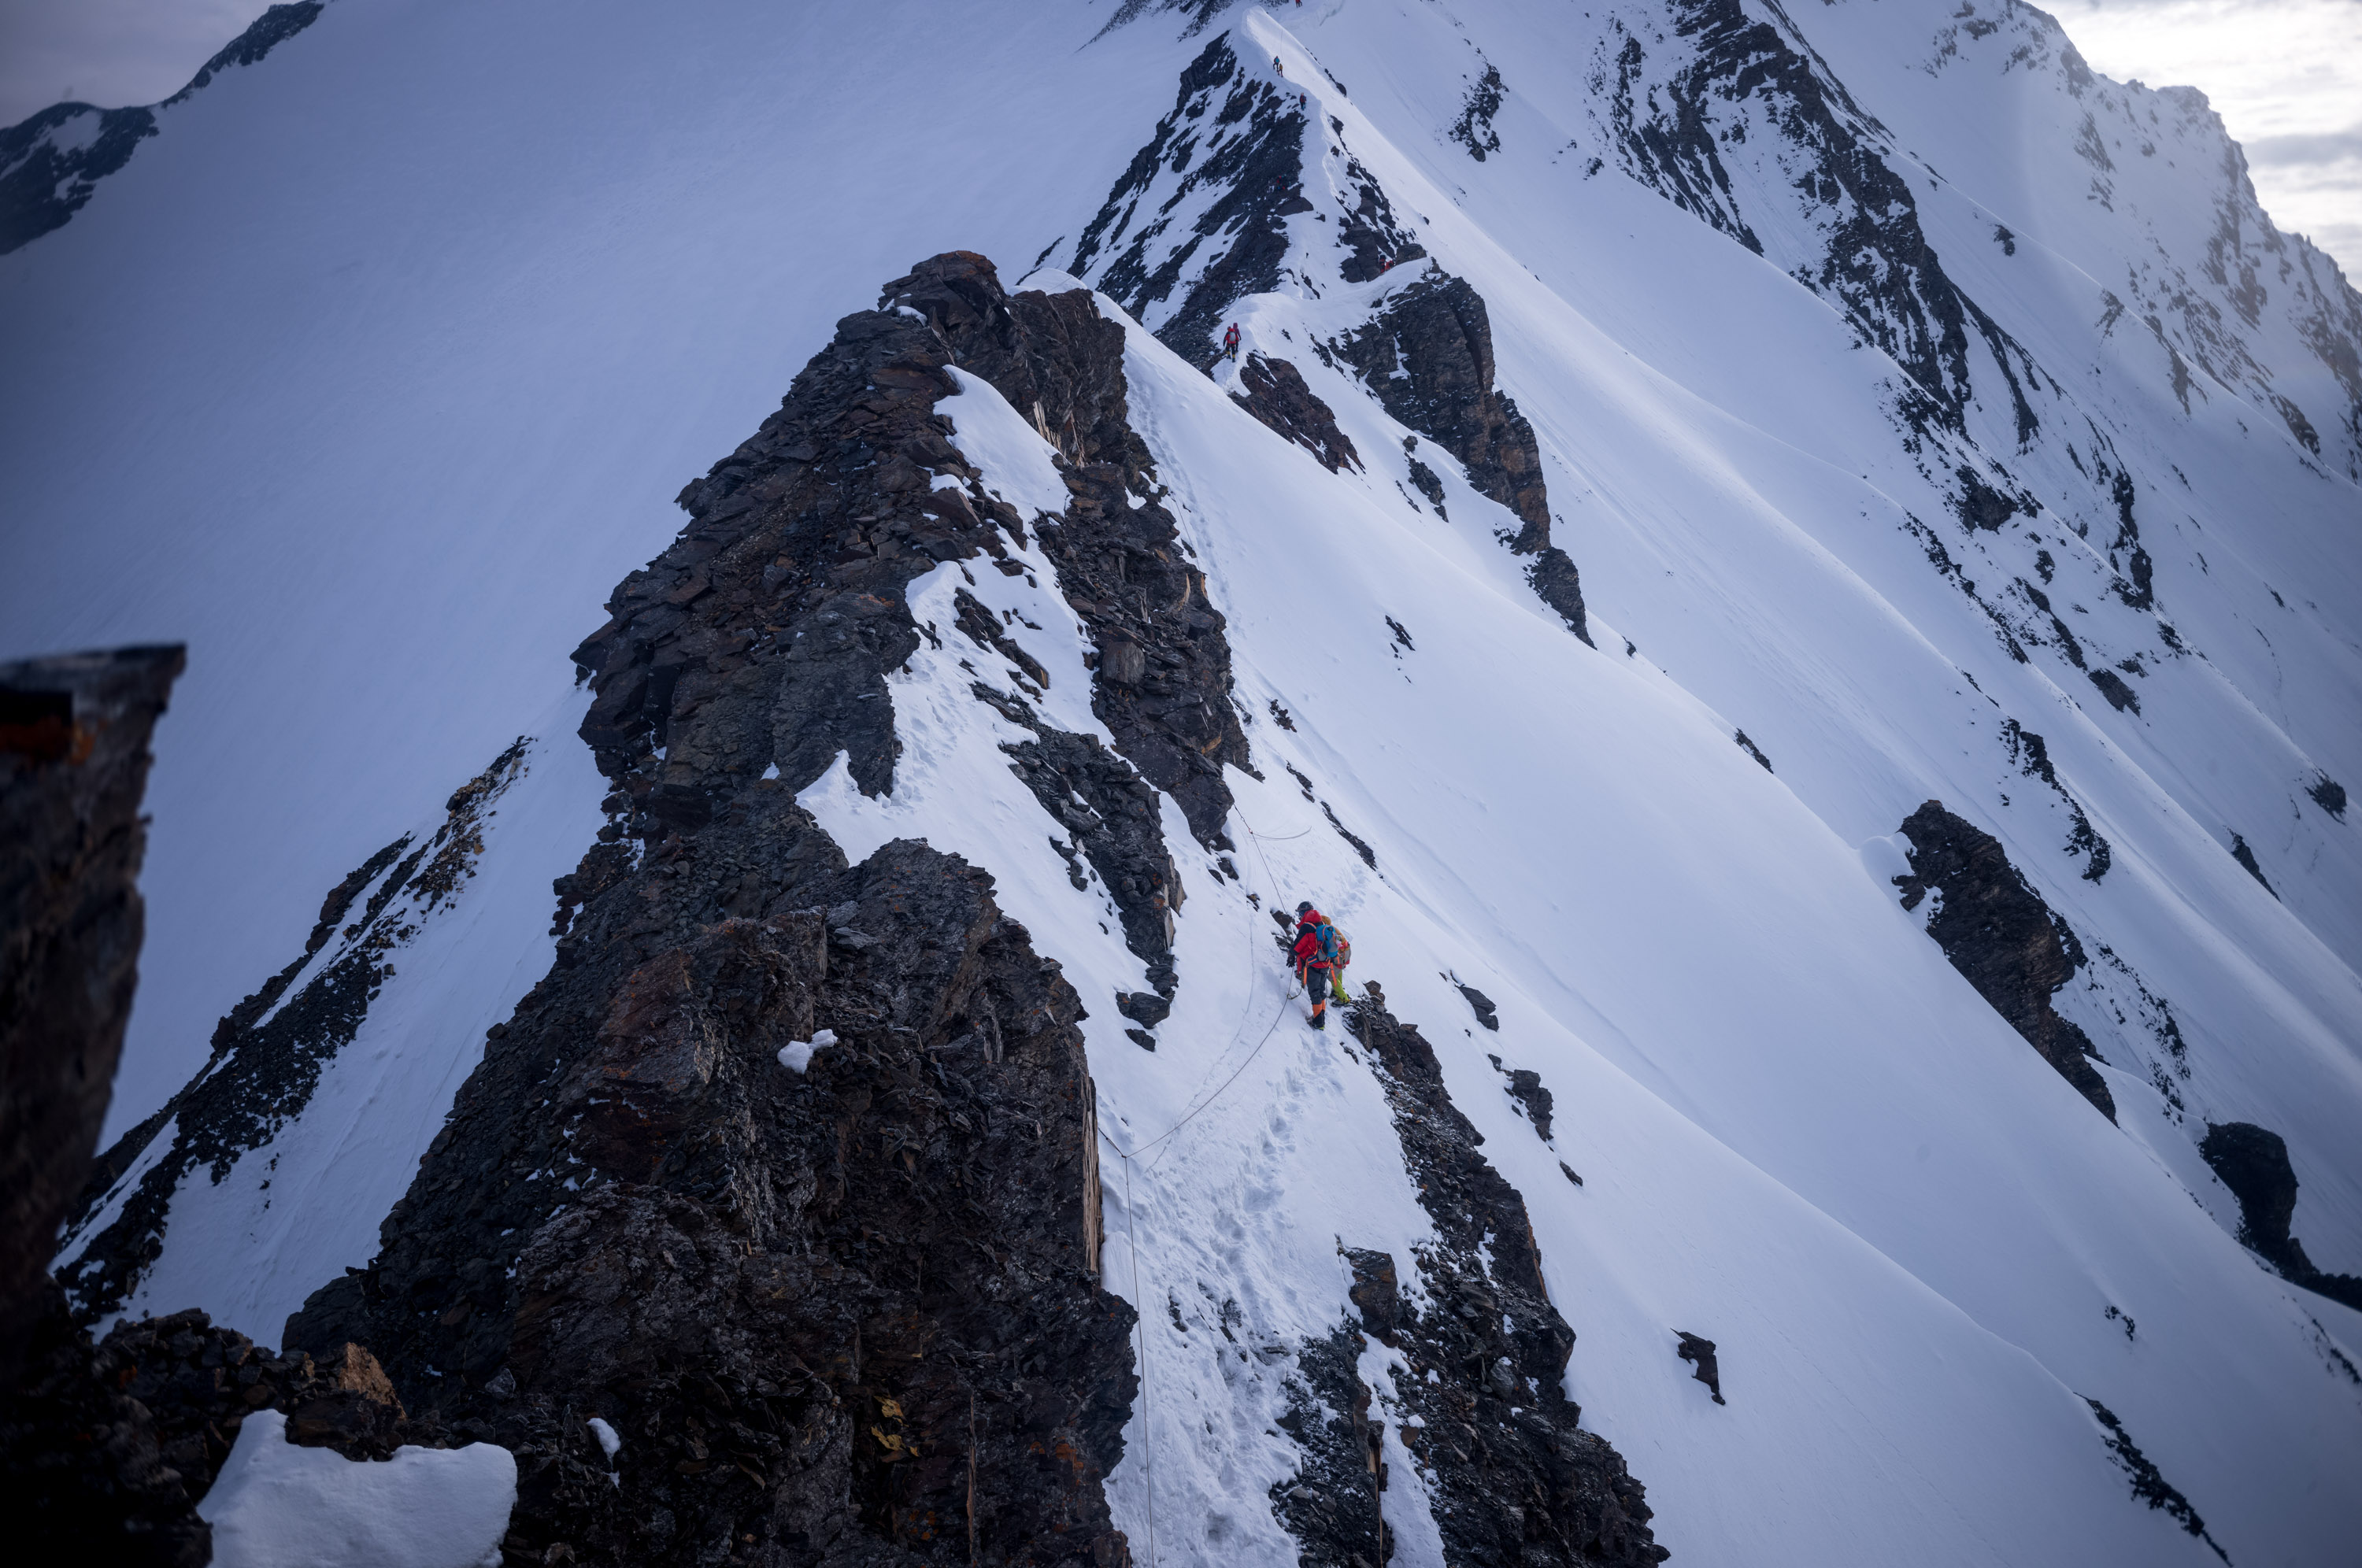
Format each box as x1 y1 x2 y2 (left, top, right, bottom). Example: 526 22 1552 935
4 1 2359 1562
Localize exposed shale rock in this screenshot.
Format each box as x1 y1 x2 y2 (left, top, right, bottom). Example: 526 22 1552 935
1489 1055 1557 1142
2085 1399 2229 1562
1 1290 429 1567
291 257 1156 1565
61 738 535 1323
570 250 1245 1006
1301 990 1663 1567
1072 35 1315 368
976 681 1183 997
1335 271 1549 550
1673 1333 1725 1406
881 253 1253 849
1332 268 1596 646
1231 353 1362 473
2199 1122 2362 1311
0 644 182 1378
291 817 1138 1565
1894 801 2116 1120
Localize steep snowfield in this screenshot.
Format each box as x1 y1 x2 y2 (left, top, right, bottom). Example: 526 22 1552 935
8 1 2360 1563
54 700 602 1341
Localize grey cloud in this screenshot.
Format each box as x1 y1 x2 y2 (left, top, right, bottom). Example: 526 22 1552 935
2244 128 2362 165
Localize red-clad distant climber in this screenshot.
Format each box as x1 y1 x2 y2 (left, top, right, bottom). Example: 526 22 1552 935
1223 322 1242 361
1292 901 1350 1029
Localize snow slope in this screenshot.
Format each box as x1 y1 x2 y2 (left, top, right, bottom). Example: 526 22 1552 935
8 1 2360 1563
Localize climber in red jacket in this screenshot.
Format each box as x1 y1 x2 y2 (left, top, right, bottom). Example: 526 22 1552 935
1291 901 1346 1029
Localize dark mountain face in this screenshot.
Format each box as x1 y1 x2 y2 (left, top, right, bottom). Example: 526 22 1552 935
15 4 2362 1561
0 2 324 255
1894 800 2116 1119
267 250 1664 1565
1 646 183 1373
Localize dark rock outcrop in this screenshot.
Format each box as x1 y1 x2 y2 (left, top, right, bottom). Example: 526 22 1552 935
1673 1332 1724 1405
291 257 1153 1566
1310 991 1663 1567
1269 1322 1388 1568
291 819 1138 1565
2085 1399 2228 1561
2227 831 2277 898
1335 271 1551 552
0 645 192 1565
1489 1054 1556 1141
1333 146 1430 284
2308 774 2347 821
1231 353 1362 472
568 251 1246 1016
0 644 182 1378
0 104 157 255
884 253 1253 847
1527 544 1595 646
4 1290 454 1568
984 683 1183 997
3 1286 213 1568
2199 1122 2362 1311
1333 268 1596 645
1894 801 2116 1119
1449 62 1506 161
1999 720 2111 882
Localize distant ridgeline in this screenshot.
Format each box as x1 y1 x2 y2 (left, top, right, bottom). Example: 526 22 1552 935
0 2 322 255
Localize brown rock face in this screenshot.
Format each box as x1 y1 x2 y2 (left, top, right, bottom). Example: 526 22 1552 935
1332 269 1595 645
0 643 181 1382
291 815 1138 1564
567 250 1243 1004
287 256 1179 1566
2198 1122 2362 1310
2 1293 428 1568
1301 993 1665 1568
881 253 1253 849
1894 801 2116 1119
1229 353 1363 474
1335 270 1551 550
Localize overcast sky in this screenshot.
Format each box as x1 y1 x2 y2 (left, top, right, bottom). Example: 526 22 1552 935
0 0 2355 272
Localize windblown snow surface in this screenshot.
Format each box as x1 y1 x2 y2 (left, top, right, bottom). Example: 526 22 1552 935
6 2 2360 1563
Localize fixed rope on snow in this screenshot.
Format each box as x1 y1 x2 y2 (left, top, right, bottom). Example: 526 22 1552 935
1096 797 1323 1563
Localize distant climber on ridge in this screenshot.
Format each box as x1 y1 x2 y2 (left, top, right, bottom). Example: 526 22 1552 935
1223 322 1242 362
